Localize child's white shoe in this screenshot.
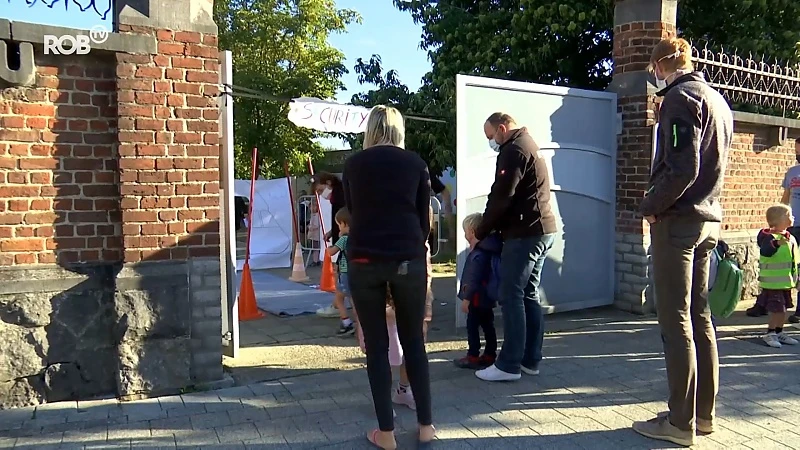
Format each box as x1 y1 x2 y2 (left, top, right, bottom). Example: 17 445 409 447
778 332 798 345
392 386 416 411
764 333 782 348
315 305 338 317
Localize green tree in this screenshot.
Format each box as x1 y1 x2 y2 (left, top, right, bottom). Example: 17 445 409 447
338 55 454 175
388 0 800 169
214 0 360 179
678 0 800 64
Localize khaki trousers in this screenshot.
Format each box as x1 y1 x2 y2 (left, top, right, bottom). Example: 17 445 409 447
650 217 720 431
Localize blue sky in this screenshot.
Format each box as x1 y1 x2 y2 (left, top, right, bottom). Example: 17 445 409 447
1 0 113 30
317 0 430 149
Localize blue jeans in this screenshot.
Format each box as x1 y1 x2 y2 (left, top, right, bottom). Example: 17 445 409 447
494 234 555 374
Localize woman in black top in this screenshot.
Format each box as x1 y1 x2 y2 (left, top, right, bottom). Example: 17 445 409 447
343 105 435 449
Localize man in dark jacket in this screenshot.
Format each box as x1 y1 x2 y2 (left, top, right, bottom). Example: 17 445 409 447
474 112 558 382
633 38 733 447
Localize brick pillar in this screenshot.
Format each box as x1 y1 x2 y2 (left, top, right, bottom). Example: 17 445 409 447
608 0 677 314
116 29 220 264
114 0 224 392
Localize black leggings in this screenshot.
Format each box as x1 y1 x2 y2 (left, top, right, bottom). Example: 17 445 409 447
349 258 432 432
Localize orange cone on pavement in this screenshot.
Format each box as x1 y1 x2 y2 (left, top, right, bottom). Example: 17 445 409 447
320 250 336 293
288 243 310 282
238 262 265 321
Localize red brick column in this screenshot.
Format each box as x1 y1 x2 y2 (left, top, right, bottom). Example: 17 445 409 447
609 0 677 313
116 26 220 263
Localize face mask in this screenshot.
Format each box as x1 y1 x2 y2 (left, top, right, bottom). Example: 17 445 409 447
321 187 332 199
488 139 501 152
655 78 667 90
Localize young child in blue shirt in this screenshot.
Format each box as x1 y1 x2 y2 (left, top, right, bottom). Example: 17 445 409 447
454 213 502 370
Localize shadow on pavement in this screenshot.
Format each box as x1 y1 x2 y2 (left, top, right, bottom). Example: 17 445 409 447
3 314 799 449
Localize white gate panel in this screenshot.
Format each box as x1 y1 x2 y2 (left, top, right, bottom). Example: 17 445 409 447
455 75 617 326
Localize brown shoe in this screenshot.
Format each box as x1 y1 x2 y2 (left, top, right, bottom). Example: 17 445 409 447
633 415 695 447
658 411 713 434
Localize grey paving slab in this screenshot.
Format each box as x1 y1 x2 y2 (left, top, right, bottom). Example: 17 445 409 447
2 315 800 449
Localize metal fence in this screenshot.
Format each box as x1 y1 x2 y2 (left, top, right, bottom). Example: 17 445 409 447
295 195 446 266
691 43 800 114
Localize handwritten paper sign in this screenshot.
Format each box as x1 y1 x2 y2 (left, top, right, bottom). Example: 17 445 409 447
288 98 373 134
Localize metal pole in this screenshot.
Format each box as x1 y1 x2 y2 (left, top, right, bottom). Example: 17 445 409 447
245 148 258 262
284 161 300 244
219 50 239 358
307 156 329 249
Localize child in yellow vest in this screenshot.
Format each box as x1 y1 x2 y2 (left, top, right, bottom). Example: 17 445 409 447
757 204 800 348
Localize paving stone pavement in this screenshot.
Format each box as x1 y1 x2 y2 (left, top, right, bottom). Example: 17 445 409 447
2 316 799 449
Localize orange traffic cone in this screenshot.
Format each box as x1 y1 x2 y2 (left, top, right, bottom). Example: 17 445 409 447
288 243 309 282
319 250 336 293
238 262 265 321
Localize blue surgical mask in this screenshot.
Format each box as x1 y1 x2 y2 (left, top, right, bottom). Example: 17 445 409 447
488 139 501 152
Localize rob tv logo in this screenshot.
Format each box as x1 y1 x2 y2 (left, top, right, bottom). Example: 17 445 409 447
43 25 110 55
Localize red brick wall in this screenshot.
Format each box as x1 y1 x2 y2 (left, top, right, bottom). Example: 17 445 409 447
0 55 120 265
0 26 220 267
721 127 797 231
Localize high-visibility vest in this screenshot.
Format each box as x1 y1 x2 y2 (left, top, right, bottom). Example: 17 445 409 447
759 234 797 290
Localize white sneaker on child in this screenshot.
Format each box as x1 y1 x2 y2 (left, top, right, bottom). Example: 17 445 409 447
392 386 416 411
764 333 782 348
778 332 798 345
316 306 339 317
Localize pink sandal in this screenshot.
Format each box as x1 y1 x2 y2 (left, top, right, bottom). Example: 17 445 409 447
367 429 397 450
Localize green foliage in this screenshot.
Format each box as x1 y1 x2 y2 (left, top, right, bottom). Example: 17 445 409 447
678 0 800 65
337 55 454 175
214 0 360 179
378 0 800 170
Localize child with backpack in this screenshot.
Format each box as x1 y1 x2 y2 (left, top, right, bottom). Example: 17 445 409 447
755 204 800 348
453 213 501 370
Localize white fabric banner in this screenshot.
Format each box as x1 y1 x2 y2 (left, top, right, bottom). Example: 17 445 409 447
288 97 372 133
234 179 293 270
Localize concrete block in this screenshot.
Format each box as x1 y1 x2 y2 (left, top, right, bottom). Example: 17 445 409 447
191 289 219 305
202 275 221 288
118 0 219 34
203 306 221 319
9 21 157 54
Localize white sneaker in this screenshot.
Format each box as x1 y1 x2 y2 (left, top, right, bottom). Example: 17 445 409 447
778 332 799 345
764 333 782 348
315 306 339 317
475 364 521 382
521 365 540 376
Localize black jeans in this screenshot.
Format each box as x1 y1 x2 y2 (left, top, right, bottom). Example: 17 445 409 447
349 258 432 432
467 305 496 357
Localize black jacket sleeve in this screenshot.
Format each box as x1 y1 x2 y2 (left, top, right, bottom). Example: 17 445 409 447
457 251 488 302
328 185 345 240
640 95 702 217
757 230 780 257
342 163 351 211
417 165 432 241
476 147 526 240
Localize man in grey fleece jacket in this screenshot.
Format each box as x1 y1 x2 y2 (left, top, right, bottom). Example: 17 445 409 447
633 38 733 448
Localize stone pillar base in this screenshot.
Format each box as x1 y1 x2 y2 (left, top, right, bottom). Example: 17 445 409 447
615 232 655 314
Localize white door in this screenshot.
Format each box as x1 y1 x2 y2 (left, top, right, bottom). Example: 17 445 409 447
455 75 618 326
